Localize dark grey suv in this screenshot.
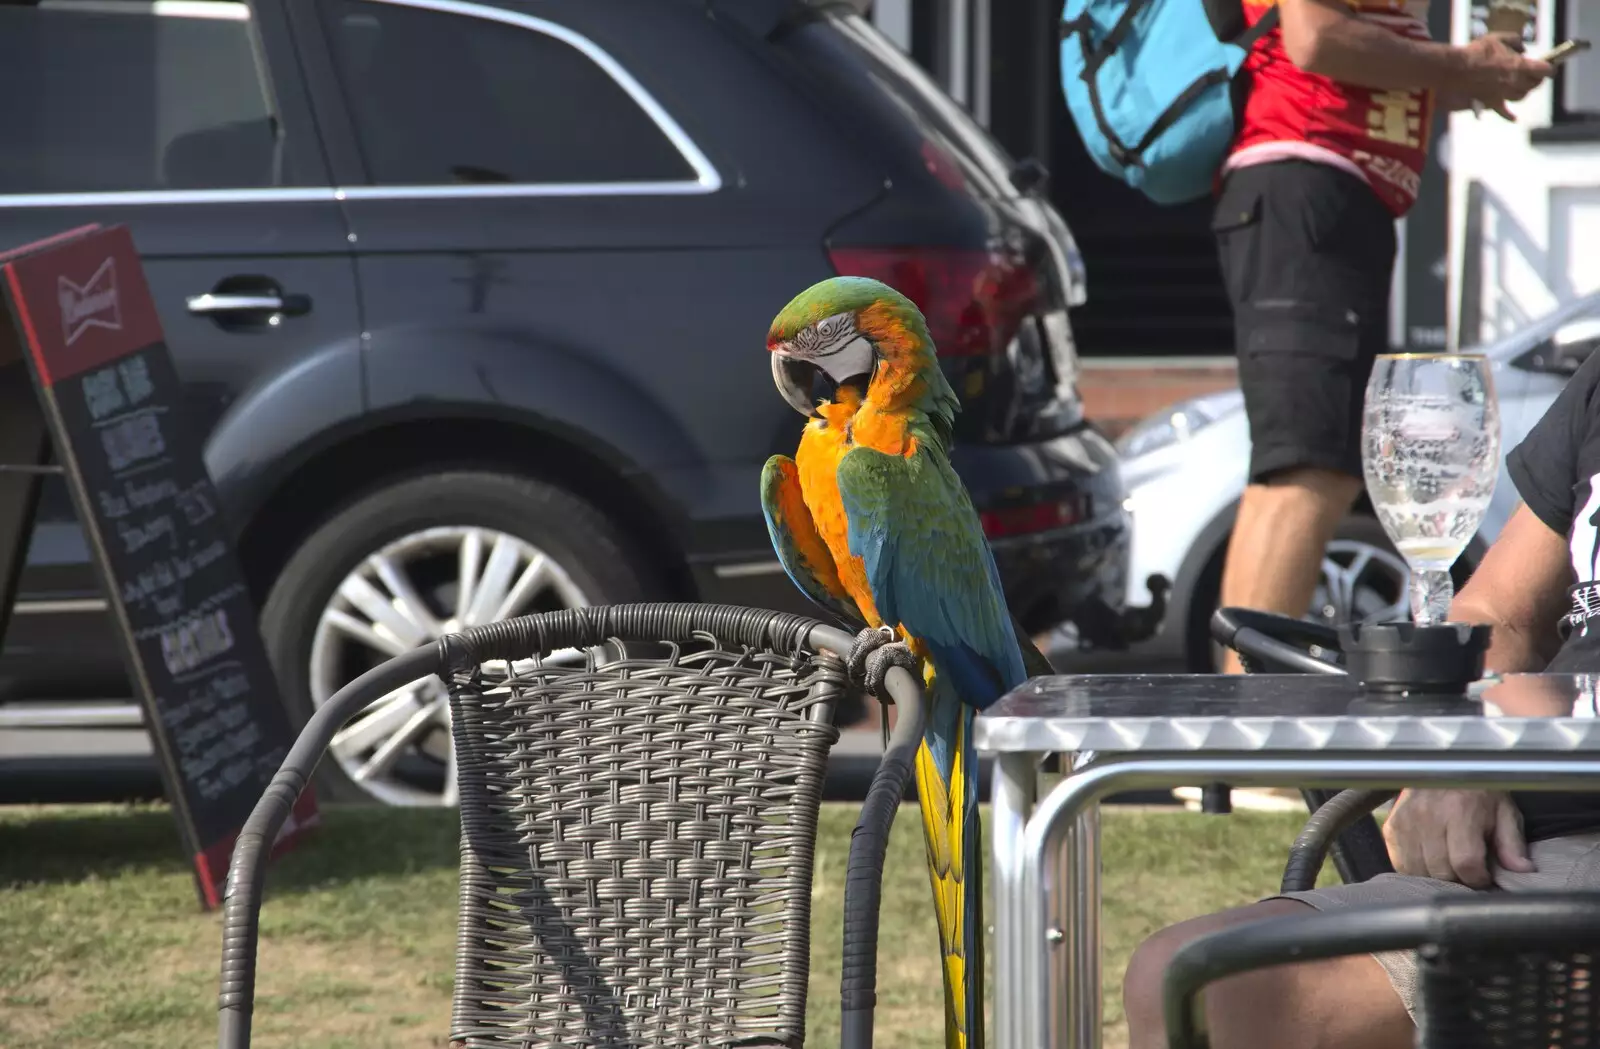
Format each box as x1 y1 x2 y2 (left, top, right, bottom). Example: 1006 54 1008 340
0 0 1133 807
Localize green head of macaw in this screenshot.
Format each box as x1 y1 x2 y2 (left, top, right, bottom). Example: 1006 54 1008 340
766 275 959 444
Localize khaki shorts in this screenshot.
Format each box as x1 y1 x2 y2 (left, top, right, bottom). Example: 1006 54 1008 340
1271 832 1600 1018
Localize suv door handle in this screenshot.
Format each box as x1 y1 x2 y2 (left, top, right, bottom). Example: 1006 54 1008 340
185 289 310 318
187 293 286 314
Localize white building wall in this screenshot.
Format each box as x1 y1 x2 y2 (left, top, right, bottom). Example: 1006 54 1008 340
1447 0 1600 348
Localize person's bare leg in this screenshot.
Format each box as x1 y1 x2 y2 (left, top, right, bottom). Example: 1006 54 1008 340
1217 467 1364 673
1123 899 1414 1049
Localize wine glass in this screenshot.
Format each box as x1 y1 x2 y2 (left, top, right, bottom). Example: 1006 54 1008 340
1361 353 1500 626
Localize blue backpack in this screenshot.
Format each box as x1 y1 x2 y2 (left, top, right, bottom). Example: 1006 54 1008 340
1059 0 1280 205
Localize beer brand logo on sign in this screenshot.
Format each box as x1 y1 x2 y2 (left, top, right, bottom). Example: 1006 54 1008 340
58 258 122 346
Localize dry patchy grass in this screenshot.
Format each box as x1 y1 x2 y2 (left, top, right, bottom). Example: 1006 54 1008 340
0 803 1316 1047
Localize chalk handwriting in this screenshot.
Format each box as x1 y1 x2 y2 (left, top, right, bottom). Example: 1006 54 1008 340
115 512 175 555
82 365 126 421
120 539 229 609
99 410 165 472
159 608 236 677
118 355 154 405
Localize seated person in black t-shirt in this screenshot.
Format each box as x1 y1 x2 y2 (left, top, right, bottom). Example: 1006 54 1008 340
1119 347 1600 1049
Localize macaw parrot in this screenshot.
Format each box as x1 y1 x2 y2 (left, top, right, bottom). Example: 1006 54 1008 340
760 275 1052 1049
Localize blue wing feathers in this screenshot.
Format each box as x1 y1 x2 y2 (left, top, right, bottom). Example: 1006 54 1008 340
836 444 1027 712
835 442 1001 1049
926 638 1008 707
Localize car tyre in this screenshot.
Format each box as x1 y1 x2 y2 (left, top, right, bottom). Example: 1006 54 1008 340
259 470 659 805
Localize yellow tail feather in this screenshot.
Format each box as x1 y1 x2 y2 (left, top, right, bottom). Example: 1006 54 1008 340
915 722 972 1049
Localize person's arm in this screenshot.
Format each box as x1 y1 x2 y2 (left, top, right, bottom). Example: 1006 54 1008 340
1278 0 1553 115
1279 0 1471 90
1449 501 1575 672
1384 502 1574 886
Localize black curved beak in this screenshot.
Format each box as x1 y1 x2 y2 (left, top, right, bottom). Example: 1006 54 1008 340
772 353 834 417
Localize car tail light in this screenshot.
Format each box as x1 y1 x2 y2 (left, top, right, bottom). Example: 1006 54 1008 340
979 495 1088 539
827 246 1043 358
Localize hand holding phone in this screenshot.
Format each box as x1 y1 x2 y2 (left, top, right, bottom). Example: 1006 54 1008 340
1540 39 1592 66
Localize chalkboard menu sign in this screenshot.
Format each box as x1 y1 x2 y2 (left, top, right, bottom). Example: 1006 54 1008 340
0 224 317 908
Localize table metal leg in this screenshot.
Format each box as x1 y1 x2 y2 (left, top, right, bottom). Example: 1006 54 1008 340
1016 754 1600 1049
1058 804 1101 1049
992 751 1038 1049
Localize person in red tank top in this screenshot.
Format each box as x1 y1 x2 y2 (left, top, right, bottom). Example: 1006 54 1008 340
1230 0 1438 215
1210 0 1552 680
1115 7 1560 1049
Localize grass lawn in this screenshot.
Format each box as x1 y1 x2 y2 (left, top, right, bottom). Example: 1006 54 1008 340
0 802 1320 1048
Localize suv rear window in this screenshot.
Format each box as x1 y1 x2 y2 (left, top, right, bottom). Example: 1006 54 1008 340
320 0 698 186
774 4 1020 200
0 0 286 194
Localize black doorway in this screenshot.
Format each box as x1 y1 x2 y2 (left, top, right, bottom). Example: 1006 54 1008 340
979 0 1234 360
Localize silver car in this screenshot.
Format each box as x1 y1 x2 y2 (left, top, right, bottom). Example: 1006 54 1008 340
1115 291 1600 670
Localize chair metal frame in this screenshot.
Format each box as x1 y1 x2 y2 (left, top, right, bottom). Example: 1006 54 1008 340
214 603 928 1049
1210 607 1397 890
1200 610 1600 1049
1163 892 1600 1049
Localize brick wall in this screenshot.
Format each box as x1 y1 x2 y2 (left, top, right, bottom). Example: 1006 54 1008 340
1078 357 1238 438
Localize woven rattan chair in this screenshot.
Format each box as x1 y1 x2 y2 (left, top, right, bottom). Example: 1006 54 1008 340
215 603 927 1049
1163 892 1600 1049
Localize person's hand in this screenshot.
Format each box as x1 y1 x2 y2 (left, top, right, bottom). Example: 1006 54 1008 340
1457 33 1554 120
1382 788 1536 888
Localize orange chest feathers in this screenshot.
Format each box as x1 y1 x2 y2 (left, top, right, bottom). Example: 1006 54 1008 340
792 403 913 628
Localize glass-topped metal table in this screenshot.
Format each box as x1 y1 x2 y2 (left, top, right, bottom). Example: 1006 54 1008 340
975 673 1600 1049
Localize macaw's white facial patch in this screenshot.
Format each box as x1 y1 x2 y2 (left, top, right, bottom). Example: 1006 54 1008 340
815 334 875 383
787 311 874 383
786 311 856 358
769 311 877 416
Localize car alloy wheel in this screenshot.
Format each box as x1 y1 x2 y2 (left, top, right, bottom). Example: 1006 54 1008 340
307 525 594 807
1206 533 1412 671
1308 538 1411 627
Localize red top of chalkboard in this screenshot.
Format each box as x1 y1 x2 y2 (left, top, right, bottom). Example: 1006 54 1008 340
1 224 167 388
0 224 101 266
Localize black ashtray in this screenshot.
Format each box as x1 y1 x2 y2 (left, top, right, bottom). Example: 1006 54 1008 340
1345 691 1483 716
1338 620 1493 699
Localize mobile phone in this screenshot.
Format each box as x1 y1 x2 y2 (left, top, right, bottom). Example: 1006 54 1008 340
1541 39 1592 65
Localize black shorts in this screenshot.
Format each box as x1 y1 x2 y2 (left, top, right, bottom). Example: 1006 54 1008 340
1213 160 1398 483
